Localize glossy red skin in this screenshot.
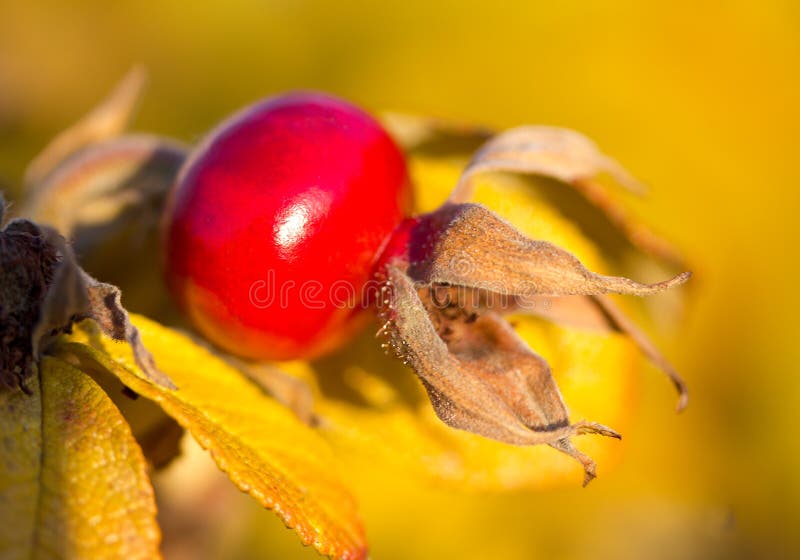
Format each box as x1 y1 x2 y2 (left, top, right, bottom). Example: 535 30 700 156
163 92 412 360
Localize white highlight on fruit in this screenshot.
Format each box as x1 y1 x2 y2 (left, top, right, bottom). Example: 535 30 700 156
274 186 331 259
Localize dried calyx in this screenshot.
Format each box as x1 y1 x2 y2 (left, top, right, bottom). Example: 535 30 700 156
1 196 59 391
380 204 689 485
377 125 691 486
0 195 174 392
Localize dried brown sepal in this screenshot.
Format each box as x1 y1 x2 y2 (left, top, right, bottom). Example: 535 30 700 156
20 134 188 244
448 126 685 267
29 229 89 357
591 295 688 411
514 293 688 411
381 266 620 486
23 67 147 188
79 274 176 389
379 201 690 483
0 202 60 392
0 197 175 391
513 294 613 331
17 134 187 322
409 203 690 297
408 203 689 408
452 126 646 197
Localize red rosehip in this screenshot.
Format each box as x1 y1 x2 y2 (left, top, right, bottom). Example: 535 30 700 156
162 92 412 360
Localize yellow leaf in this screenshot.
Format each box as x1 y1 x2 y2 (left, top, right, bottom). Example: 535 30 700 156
0 356 160 559
54 316 367 560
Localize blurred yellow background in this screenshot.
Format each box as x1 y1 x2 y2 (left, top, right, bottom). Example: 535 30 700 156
1 1 797 559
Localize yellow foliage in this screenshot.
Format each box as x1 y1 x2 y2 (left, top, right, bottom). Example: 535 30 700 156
0 357 160 559
54 318 366 560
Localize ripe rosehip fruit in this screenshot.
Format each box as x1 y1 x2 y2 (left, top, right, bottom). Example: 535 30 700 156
162 92 412 360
